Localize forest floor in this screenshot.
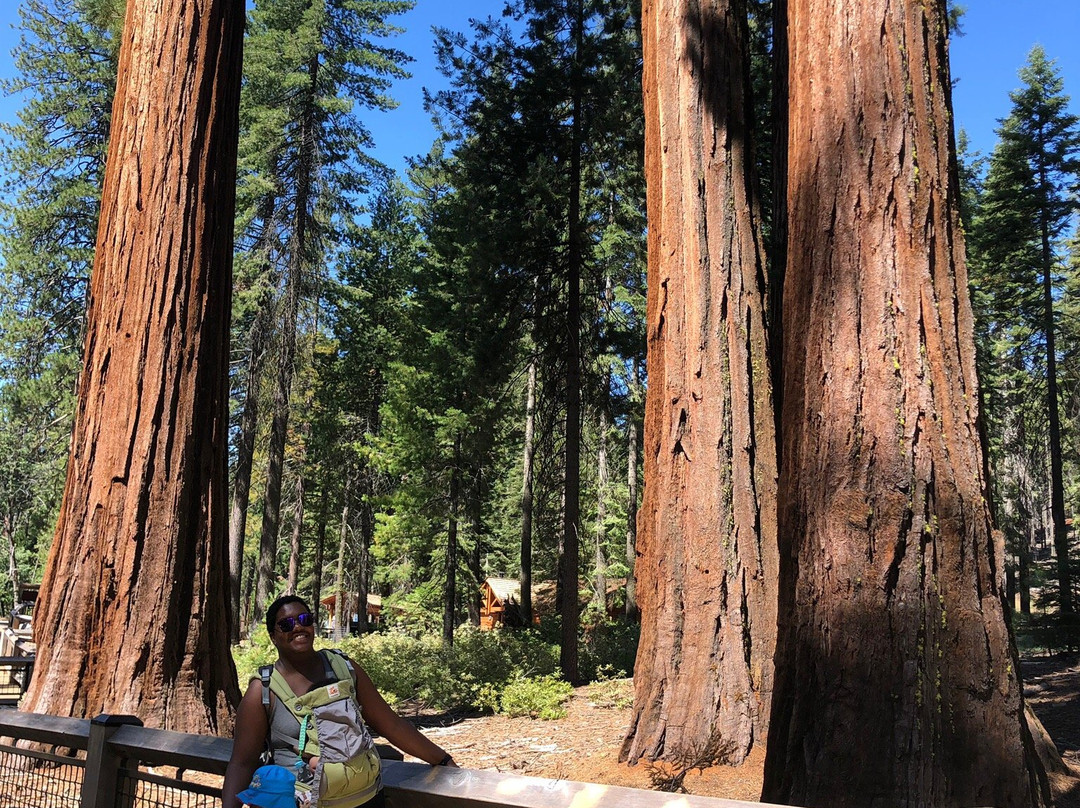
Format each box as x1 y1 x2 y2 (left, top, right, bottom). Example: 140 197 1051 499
410 655 1080 805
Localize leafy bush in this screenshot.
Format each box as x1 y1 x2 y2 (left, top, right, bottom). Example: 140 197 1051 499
232 627 278 687
580 619 640 681
338 631 443 708
234 622 576 716
498 674 573 719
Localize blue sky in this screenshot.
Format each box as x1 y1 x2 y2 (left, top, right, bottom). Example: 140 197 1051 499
0 1 1076 177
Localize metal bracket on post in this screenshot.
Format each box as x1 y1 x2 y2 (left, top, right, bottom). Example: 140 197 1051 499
81 714 143 808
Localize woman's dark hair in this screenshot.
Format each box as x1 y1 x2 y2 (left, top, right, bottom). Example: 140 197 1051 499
266 594 310 634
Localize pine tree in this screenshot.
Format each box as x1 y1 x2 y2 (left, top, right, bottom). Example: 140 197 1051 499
0 0 121 602
430 0 645 679
970 47 1080 618
232 0 412 630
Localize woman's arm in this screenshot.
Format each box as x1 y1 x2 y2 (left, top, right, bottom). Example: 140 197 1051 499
222 680 271 808
351 660 458 767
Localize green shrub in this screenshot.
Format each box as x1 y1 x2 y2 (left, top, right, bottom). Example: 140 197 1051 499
232 627 277 687
580 619 640 682
498 674 573 719
339 631 444 708
235 622 569 715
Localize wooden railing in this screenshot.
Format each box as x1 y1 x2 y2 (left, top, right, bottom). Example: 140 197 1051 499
0 709 769 808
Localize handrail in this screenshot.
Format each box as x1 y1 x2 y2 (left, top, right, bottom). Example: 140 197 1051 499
0 710 773 808
108 723 232 774
380 760 775 808
0 708 90 749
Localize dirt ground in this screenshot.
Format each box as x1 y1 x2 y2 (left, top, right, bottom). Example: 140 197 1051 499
407 656 1080 805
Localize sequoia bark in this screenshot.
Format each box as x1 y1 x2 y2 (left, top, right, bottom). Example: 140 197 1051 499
23 0 245 732
763 0 1049 804
622 0 778 765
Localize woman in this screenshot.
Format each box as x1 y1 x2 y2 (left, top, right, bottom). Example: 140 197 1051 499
223 595 457 808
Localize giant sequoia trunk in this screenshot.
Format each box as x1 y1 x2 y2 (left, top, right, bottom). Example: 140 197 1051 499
622 0 778 766
762 0 1050 804
23 0 244 732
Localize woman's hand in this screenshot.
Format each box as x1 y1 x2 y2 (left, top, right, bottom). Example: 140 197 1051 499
221 680 270 808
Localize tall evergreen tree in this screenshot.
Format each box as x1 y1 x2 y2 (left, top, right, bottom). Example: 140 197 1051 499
23 0 245 732
0 0 120 602
233 0 412 630
763 0 1048 803
969 47 1080 617
430 0 645 679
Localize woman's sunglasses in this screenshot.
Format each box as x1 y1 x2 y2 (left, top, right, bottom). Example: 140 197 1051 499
276 612 315 633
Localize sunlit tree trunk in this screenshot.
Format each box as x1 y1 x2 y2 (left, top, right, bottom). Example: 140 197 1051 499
311 487 328 628
763 0 1050 804
520 352 538 626
624 360 639 622
23 0 244 732
228 219 276 642
593 404 609 607
622 0 778 766
560 0 585 685
444 435 462 646
254 53 318 627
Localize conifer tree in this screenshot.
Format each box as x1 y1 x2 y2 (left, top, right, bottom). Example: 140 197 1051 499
971 47 1080 616
0 0 120 602
232 0 412 629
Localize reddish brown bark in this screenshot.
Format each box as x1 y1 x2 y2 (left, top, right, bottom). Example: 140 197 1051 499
762 0 1049 804
622 0 778 766
23 0 244 733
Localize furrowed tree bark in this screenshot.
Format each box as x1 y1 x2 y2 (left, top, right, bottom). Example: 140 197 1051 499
622 0 778 766
762 0 1050 804
23 0 244 732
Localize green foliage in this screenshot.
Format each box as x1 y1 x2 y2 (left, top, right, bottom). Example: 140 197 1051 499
580 618 639 682
232 627 279 686
0 0 118 591
339 624 560 711
497 674 573 719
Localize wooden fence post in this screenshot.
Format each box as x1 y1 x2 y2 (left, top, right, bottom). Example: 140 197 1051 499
81 714 143 808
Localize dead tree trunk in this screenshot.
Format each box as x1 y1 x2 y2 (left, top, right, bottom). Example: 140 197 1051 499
23 0 244 733
311 486 329 627
228 217 276 642
762 0 1050 804
622 0 778 766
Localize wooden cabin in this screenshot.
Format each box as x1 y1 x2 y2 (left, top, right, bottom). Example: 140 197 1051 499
480 577 524 629
480 576 630 629
320 592 383 634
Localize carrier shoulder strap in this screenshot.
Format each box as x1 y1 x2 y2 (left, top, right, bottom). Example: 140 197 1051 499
325 648 355 682
259 664 274 719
